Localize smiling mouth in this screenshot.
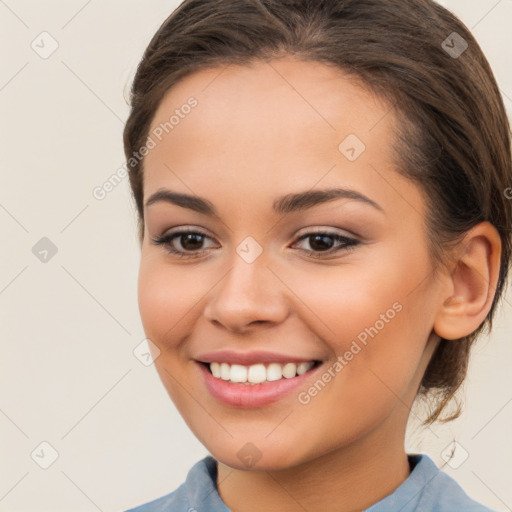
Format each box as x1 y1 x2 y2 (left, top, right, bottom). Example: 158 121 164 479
200 360 323 385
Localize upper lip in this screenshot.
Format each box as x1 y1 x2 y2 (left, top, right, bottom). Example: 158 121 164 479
195 350 321 366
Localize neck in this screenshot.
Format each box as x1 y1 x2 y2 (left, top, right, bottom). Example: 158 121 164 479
216 413 411 512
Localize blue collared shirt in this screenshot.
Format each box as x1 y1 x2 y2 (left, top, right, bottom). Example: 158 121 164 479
125 454 495 512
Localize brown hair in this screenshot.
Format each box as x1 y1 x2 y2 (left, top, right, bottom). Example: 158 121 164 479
123 0 512 424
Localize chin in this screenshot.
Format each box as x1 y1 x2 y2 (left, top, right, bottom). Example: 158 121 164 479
206 438 311 471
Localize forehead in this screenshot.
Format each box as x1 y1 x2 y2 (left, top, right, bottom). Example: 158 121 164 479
142 57 423 220
147 58 391 154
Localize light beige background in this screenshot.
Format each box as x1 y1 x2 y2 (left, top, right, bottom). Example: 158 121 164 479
0 1 511 511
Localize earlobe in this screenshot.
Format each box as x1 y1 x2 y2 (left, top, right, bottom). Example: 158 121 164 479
433 221 501 341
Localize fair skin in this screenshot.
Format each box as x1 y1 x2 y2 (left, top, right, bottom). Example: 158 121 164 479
137 57 501 512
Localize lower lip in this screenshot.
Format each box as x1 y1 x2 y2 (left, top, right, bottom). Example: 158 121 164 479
197 362 323 408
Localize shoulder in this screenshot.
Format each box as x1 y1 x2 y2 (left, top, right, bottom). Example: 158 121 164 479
413 454 496 512
366 454 496 512
123 456 225 512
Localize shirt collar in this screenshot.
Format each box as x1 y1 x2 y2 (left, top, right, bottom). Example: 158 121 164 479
185 454 438 512
365 454 440 511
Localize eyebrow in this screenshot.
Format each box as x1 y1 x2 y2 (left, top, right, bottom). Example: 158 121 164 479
144 187 384 217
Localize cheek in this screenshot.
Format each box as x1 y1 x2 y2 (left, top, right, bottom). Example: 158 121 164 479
137 256 202 349
137 257 203 411
280 257 412 349
286 250 433 402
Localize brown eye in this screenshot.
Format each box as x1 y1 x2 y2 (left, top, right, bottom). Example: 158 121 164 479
307 234 335 251
151 228 216 258
294 231 359 258
178 233 205 251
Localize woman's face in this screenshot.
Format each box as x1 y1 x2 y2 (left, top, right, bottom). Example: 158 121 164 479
138 58 444 470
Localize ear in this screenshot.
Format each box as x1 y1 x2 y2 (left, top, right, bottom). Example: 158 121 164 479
433 221 502 340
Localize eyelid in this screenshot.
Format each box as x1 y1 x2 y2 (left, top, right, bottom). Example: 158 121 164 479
293 225 358 239
159 225 357 244
150 226 218 258
160 225 218 244
291 229 359 258
152 224 361 260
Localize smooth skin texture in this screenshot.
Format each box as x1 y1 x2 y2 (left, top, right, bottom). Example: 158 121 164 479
138 58 501 512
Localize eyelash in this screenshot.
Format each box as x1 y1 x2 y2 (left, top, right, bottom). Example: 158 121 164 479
151 227 359 259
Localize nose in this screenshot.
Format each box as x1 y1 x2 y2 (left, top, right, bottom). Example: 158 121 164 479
203 252 289 333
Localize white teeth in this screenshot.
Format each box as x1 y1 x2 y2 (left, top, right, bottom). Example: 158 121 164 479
297 361 313 375
220 363 230 380
282 362 297 378
247 364 266 383
266 363 283 381
210 362 221 378
230 364 247 383
208 360 316 384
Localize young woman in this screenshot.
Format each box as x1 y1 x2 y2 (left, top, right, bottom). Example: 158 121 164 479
122 0 511 510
